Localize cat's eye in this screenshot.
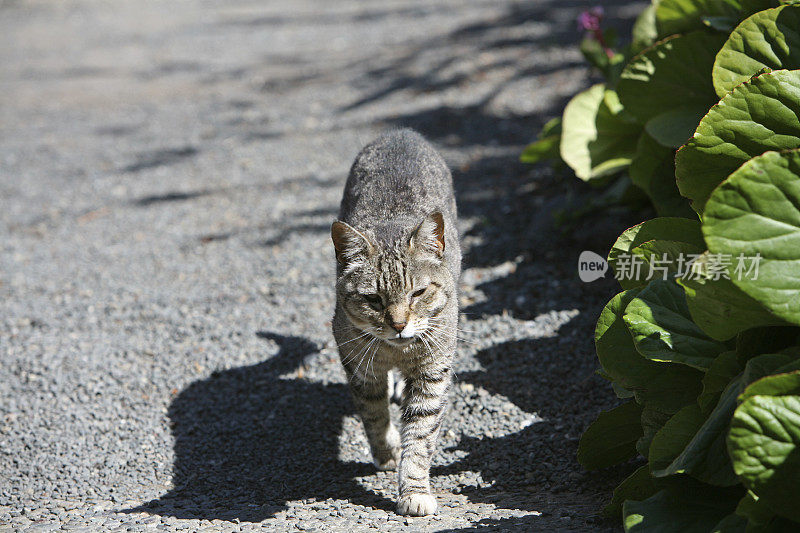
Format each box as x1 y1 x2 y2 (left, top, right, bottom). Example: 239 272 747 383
411 287 427 298
363 294 383 308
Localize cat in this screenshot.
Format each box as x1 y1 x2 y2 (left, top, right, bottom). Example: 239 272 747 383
330 129 461 516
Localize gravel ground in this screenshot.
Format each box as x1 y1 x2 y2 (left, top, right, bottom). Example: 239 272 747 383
1 0 646 531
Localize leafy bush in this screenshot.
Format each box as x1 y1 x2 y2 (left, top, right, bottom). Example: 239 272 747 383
528 0 800 531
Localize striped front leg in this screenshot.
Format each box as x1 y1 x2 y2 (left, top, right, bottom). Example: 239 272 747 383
396 368 451 516
348 370 401 470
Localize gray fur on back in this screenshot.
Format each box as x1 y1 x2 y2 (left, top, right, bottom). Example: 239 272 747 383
339 129 460 279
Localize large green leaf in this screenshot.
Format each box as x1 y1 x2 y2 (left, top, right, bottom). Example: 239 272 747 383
609 218 704 289
703 149 800 325
596 290 704 413
617 32 726 127
631 240 706 288
645 106 710 148
624 486 740 533
578 401 643 470
713 6 800 97
629 133 695 218
655 0 743 37
653 376 742 485
678 252 786 341
728 377 800 521
560 84 641 181
624 280 728 370
604 465 658 518
675 69 800 213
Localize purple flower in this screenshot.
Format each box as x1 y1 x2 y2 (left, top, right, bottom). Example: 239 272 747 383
578 6 614 58
578 6 604 32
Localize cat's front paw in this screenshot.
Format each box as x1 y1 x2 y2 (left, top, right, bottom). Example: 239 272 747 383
396 493 437 516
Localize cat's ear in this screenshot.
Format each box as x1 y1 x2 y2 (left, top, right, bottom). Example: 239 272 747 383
331 221 373 266
410 212 445 258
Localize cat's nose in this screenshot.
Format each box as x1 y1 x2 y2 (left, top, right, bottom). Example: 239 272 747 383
391 322 406 333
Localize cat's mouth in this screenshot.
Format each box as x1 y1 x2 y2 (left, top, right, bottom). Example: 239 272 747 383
384 336 416 347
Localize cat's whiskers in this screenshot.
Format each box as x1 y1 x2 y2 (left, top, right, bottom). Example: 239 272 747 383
366 337 382 382
341 333 375 367
335 329 373 347
348 340 372 383
348 337 376 384
428 317 475 335
426 318 474 336
425 324 476 344
420 330 448 355
417 331 435 357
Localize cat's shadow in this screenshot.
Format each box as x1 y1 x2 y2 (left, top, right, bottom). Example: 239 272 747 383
124 332 394 522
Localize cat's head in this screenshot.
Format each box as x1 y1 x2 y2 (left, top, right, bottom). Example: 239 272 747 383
331 212 454 348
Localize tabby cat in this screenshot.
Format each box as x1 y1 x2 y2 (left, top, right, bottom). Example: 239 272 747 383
331 129 461 516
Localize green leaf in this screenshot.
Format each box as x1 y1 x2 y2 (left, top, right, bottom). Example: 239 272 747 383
639 406 674 456
678 252 786 341
632 4 659 54
618 32 726 125
609 218 704 289
630 239 706 289
624 280 728 370
700 351 742 413
728 391 800 521
649 403 706 473
578 401 643 470
629 133 695 217
615 381 637 399
742 353 800 387
653 376 742 485
655 0 743 37
735 491 774 530
710 512 748 532
703 149 800 325
521 118 561 164
736 327 800 367
520 136 559 164
624 486 740 533
733 490 800 531
740 0 781 18
739 370 800 401
596 290 704 413
604 465 658 518
713 6 800 98
675 70 800 213
560 84 641 181
645 105 710 148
